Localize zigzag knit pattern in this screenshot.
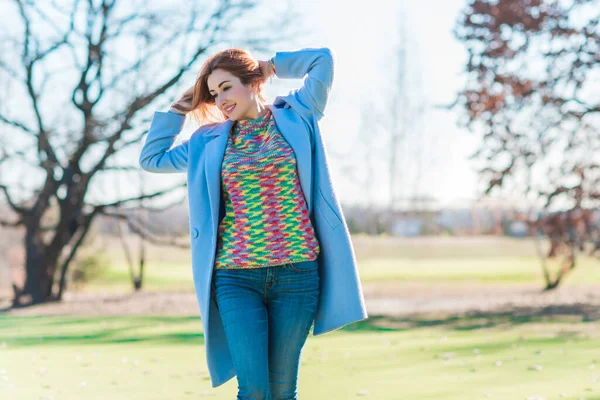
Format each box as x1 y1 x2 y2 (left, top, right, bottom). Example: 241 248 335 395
214 108 320 269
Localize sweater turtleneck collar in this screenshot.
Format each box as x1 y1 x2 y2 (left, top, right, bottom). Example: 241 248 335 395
234 107 271 131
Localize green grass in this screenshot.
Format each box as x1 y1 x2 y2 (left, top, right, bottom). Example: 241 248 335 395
357 256 600 283
82 254 600 293
76 235 599 293
1 315 600 399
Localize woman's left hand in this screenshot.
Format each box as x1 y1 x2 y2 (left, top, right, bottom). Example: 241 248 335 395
258 60 275 83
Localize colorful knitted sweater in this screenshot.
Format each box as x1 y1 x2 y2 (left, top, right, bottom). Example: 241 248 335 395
213 108 320 269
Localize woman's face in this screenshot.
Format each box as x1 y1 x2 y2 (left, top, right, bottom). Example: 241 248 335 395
207 68 258 121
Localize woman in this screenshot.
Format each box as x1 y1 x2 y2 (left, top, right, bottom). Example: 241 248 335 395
139 47 368 398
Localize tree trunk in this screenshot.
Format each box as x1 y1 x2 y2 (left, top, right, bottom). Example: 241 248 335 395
21 229 54 305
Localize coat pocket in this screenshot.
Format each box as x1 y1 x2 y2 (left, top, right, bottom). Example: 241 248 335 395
315 187 343 229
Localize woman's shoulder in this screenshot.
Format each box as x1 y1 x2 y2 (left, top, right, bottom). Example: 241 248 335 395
191 121 226 137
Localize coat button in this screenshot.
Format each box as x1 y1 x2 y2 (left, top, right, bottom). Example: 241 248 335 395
191 228 199 239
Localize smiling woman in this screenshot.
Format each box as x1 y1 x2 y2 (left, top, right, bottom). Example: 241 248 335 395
169 48 273 124
138 46 368 396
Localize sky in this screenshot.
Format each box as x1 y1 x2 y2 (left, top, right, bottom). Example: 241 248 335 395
0 0 488 212
271 0 482 210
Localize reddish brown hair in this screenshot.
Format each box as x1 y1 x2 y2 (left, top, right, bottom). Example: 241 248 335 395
189 48 267 125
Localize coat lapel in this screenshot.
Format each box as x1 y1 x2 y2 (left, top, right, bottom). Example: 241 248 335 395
204 120 233 233
203 106 313 235
269 105 313 211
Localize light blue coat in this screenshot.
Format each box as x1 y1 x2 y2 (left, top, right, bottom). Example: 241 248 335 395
139 47 368 387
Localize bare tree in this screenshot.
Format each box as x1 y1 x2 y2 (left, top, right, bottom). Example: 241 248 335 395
453 0 600 289
0 0 295 306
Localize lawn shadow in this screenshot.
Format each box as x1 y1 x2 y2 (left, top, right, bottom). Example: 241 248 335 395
0 316 205 347
3 304 599 349
340 303 600 334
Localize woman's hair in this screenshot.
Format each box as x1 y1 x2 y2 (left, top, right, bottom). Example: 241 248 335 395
188 48 267 125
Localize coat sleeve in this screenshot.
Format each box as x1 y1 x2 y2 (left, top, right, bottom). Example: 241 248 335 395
139 111 189 173
272 47 335 121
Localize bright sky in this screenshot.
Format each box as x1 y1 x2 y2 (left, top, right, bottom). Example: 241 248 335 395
270 0 481 210
1 0 485 211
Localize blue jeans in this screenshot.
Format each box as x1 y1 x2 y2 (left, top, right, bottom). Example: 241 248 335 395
211 259 320 400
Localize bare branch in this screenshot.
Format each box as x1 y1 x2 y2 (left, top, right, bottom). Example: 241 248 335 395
99 209 190 249
91 182 187 211
0 216 23 227
13 0 61 170
0 112 37 137
0 58 23 81
0 183 28 214
101 165 140 172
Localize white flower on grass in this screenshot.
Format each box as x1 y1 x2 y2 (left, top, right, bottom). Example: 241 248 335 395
443 352 456 360
528 364 543 371
357 390 370 396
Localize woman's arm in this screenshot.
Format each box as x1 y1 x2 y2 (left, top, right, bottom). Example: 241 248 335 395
138 111 189 173
271 47 335 120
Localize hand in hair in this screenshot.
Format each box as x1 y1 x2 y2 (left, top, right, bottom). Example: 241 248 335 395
170 85 195 115
258 60 276 84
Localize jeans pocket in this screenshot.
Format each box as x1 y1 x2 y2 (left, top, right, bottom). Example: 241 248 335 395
288 259 318 273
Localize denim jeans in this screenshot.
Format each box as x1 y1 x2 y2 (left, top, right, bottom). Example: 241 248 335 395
211 259 320 400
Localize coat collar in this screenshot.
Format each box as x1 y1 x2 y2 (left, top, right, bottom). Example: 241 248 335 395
204 119 232 138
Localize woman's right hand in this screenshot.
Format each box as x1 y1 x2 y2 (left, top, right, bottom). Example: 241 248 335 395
169 85 195 115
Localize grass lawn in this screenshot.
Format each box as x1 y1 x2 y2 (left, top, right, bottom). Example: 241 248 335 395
1 314 600 399
81 235 600 293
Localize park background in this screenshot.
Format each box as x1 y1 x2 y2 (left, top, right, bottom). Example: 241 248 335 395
1 0 600 399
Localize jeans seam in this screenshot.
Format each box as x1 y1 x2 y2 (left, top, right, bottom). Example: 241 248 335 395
288 259 318 273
